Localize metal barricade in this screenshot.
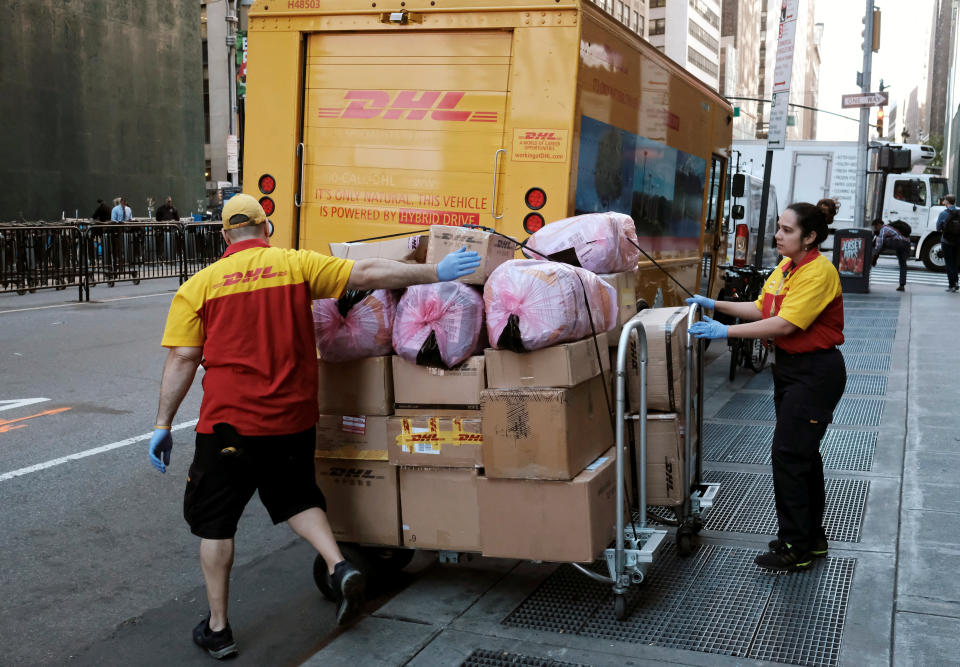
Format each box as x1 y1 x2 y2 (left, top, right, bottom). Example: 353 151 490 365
183 223 227 276
0 224 85 299
81 223 185 299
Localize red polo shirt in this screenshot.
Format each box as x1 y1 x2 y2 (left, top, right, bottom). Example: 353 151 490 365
161 239 353 435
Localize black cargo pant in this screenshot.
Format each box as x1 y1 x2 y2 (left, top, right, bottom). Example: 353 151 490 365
771 347 846 552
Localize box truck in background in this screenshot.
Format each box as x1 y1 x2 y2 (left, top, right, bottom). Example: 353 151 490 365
724 172 778 268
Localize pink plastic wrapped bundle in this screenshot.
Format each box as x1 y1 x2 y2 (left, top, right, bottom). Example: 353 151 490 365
484 260 617 352
312 290 398 362
393 282 484 368
525 212 639 274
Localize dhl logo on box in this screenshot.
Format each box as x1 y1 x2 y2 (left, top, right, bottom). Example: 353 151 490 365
396 417 483 452
318 90 498 123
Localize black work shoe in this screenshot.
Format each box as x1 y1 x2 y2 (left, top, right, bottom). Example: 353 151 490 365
768 536 828 558
329 560 366 625
192 616 238 660
755 542 814 572
896 285 905 292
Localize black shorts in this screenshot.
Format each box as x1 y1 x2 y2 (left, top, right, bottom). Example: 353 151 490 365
183 426 325 539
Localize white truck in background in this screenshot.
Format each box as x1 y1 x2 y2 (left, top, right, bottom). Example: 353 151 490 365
724 172 778 268
732 140 946 270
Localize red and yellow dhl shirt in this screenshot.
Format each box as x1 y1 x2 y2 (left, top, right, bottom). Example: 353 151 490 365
161 239 354 435
753 249 844 354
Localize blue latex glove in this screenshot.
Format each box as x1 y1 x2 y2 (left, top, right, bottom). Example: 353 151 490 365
689 316 728 340
149 428 173 473
436 246 482 281
685 295 715 311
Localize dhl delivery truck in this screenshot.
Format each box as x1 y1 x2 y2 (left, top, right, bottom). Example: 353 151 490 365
243 0 733 304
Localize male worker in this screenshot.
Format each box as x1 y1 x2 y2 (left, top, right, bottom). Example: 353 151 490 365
148 194 480 659
155 196 179 221
937 194 960 292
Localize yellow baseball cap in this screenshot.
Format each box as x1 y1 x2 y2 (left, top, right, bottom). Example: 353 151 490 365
221 193 268 230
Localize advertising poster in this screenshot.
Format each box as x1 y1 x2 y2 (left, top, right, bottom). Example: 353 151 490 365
838 236 866 276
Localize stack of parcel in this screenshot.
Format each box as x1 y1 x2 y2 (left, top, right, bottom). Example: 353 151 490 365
313 214 691 563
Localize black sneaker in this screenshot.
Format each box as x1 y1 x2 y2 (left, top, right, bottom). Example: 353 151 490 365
755 542 814 572
768 536 828 558
896 285 905 292
192 616 238 660
329 560 366 625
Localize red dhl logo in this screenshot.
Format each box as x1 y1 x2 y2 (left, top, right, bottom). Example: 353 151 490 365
396 418 483 446
318 90 498 123
523 131 561 140
216 266 287 288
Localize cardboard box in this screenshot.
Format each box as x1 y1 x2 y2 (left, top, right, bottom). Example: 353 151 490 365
387 413 483 467
425 225 515 285
315 415 390 460
392 355 486 408
632 413 685 507
315 458 401 546
598 271 638 340
400 467 481 551
478 448 616 562
632 307 689 412
484 333 609 389
329 234 428 262
481 375 613 480
318 356 393 416
395 408 482 417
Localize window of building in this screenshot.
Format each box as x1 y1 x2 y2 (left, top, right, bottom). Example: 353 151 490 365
687 46 719 78
689 20 719 53
688 0 720 29
638 13 645 34
650 18 665 36
650 0 665 7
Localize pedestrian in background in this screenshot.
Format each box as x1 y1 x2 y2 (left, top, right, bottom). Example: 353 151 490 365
936 194 960 292
147 194 481 660
122 198 133 221
91 199 111 222
872 218 911 291
686 202 845 572
110 197 124 222
156 196 179 221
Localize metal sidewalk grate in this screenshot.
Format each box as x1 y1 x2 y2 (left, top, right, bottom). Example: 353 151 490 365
744 371 774 391
841 307 899 315
714 394 884 427
842 354 891 372
839 338 894 355
703 422 876 471
841 374 888 396
461 649 589 667
843 327 896 339
700 470 868 541
844 318 898 329
505 544 856 667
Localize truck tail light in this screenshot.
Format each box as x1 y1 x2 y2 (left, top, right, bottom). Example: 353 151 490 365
258 174 276 195
523 212 545 233
259 197 276 216
524 187 546 210
733 223 749 267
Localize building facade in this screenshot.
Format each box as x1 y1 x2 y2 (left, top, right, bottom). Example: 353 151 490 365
589 0 648 37
720 0 762 139
648 0 723 90
0 1 205 221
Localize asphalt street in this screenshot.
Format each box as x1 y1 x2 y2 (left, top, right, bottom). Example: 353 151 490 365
0 279 340 665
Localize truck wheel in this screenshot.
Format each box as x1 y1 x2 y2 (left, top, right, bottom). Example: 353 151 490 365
921 236 947 272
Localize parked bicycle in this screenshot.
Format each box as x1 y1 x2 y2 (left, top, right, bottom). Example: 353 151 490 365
718 263 773 381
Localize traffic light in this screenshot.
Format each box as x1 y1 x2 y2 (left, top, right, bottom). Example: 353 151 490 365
877 108 884 136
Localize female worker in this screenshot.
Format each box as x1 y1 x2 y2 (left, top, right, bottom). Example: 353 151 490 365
686 203 846 572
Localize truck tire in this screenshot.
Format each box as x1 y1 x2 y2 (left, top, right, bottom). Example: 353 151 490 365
921 235 947 272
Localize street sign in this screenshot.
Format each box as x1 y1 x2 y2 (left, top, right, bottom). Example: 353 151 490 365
767 0 799 150
841 91 889 108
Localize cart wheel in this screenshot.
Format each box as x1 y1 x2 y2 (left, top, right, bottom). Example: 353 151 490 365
614 594 627 621
312 554 337 601
676 529 696 557
17 289 26 295
107 281 115 288
133 279 141 285
363 547 415 572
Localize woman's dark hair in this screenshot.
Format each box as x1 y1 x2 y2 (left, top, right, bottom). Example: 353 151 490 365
815 198 838 225
787 202 830 246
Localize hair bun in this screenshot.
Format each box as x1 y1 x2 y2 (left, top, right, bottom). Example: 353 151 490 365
816 198 838 226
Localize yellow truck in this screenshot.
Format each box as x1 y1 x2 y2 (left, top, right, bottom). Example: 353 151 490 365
243 0 732 304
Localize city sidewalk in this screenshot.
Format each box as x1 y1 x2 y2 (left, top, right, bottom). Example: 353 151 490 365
305 280 959 667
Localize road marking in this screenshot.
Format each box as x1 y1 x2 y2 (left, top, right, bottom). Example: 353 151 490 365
0 419 198 483
0 291 174 315
0 398 50 413
0 407 72 433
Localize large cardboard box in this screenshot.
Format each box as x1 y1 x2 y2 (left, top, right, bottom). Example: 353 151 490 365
392 355 486 408
632 307 689 412
314 458 401 546
425 225 515 285
478 448 617 562
317 356 393 416
387 413 483 467
315 415 390 460
484 333 609 389
329 234 428 262
481 375 613 480
598 271 638 341
632 413 685 507
399 467 481 551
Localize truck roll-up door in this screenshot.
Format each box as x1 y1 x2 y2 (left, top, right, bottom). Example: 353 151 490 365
301 31 512 251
